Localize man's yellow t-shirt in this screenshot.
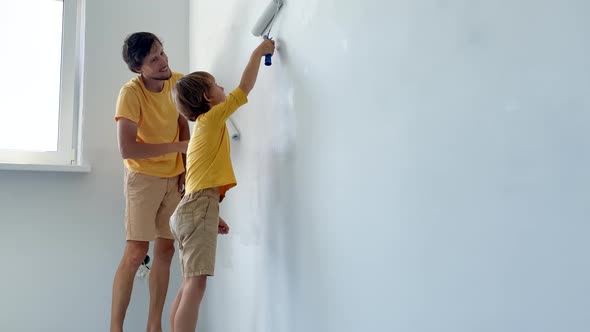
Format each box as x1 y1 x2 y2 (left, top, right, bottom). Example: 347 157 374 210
185 87 248 198
115 72 185 178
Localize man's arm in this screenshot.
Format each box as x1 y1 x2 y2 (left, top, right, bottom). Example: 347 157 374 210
117 118 188 159
178 115 190 148
178 115 190 167
177 115 190 193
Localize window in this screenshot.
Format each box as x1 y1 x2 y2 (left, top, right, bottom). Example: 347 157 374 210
0 0 85 167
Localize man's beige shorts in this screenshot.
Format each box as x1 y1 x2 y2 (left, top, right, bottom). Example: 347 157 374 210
169 188 220 277
124 168 182 241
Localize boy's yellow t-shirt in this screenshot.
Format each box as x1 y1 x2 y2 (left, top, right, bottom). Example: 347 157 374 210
115 72 185 178
185 87 248 198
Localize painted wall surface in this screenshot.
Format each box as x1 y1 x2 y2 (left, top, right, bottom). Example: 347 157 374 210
0 1 189 331
189 0 590 332
1 1 589 331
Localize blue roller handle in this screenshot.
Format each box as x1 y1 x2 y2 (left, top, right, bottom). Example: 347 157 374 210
264 35 272 66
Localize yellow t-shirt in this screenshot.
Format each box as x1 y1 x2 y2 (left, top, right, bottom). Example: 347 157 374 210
115 72 185 178
185 87 248 198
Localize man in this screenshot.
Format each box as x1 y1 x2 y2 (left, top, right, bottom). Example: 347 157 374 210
111 32 189 332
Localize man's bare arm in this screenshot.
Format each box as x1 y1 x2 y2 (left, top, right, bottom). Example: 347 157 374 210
117 118 188 159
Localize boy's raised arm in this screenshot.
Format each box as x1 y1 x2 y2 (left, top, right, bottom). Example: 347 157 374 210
238 39 275 95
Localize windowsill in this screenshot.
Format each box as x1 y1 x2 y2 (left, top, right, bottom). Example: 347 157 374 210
0 163 91 173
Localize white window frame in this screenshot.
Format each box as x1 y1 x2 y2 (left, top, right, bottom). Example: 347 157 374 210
0 0 88 172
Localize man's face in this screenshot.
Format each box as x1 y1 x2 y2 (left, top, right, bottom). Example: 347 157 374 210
137 42 171 80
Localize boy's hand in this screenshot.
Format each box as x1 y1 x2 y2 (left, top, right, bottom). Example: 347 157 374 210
239 39 275 95
256 39 275 58
218 217 230 234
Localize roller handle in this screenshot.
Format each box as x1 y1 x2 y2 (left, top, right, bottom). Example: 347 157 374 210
263 35 272 66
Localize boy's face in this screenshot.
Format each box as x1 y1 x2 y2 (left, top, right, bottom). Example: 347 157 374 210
206 77 226 105
137 42 172 80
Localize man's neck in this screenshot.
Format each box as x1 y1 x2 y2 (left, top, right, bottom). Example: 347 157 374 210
141 74 165 92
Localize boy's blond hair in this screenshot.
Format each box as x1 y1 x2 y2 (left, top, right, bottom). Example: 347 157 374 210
172 71 215 122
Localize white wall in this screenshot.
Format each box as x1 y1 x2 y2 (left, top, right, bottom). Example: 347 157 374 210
0 1 188 331
189 0 590 332
2 1 589 331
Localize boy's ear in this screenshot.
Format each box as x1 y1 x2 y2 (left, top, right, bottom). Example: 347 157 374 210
203 93 212 102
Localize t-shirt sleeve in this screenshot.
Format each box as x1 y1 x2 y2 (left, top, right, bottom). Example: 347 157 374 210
115 86 141 123
206 87 248 124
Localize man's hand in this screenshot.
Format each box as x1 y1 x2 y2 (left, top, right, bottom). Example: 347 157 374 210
218 217 230 234
178 172 186 196
178 140 189 154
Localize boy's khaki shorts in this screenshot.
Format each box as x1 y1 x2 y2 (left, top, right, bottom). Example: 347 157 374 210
124 168 182 241
169 188 220 277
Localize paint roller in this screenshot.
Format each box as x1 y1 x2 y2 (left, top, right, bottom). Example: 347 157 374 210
251 0 283 66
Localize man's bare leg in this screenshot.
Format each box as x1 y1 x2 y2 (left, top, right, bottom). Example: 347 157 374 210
147 238 175 332
172 276 207 332
111 240 150 332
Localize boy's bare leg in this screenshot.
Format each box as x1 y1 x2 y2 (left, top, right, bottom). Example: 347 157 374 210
173 276 207 332
147 238 175 332
111 240 150 332
169 281 184 332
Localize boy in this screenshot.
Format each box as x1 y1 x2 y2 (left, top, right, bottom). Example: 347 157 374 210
168 38 275 332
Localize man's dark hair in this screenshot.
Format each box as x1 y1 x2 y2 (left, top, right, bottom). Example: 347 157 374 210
122 32 162 73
